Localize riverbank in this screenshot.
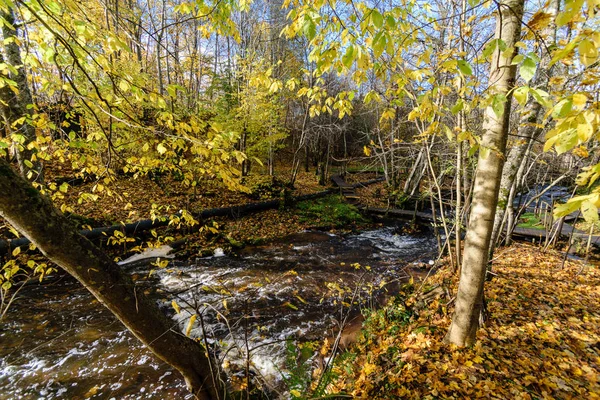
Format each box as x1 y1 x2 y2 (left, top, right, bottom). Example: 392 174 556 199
318 243 600 399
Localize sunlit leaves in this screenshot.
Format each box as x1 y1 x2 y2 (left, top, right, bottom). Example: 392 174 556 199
572 93 588 108
519 57 537 82
552 99 573 119
370 9 383 29
556 0 585 27
185 314 197 337
372 31 387 58
457 60 472 76
329 245 600 399
513 86 529 105
578 39 598 66
303 16 317 40
491 93 507 118
342 45 356 68
554 193 600 224
481 39 506 60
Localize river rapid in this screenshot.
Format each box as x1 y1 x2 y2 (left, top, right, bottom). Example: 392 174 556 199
0 222 437 399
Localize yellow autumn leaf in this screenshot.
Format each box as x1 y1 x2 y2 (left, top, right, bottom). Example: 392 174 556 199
171 300 180 314
572 93 588 108
85 385 99 398
363 362 377 375
573 146 589 158
579 39 598 67
363 145 371 156
185 314 197 337
118 80 130 93
576 121 593 141
156 143 167 154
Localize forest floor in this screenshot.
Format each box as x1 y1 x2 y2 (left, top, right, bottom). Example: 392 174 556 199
320 243 600 400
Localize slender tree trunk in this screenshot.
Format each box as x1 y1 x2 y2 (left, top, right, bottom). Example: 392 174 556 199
445 0 524 347
403 148 425 196
455 0 468 271
0 160 226 400
0 7 41 181
156 0 166 95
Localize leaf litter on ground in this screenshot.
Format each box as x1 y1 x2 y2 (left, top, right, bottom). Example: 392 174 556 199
324 243 600 399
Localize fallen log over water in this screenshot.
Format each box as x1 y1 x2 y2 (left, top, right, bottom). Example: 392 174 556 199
1 176 386 256
0 189 333 256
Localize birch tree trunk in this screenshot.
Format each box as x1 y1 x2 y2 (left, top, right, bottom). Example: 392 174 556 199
445 0 524 347
0 159 226 400
489 0 559 253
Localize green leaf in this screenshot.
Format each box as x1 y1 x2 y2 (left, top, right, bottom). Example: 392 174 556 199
497 39 507 52
492 94 507 118
451 100 464 115
303 18 316 41
457 60 472 76
372 32 386 58
554 198 584 217
385 15 396 29
520 57 536 82
530 87 550 107
468 144 479 157
482 39 498 59
511 54 525 65
581 199 599 223
166 84 177 98
371 9 384 29
118 80 130 93
342 45 355 68
552 99 573 119
545 128 578 154
59 182 69 193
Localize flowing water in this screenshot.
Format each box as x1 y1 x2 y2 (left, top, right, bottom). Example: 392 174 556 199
0 223 437 399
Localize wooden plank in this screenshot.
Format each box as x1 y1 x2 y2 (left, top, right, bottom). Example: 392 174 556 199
331 174 354 188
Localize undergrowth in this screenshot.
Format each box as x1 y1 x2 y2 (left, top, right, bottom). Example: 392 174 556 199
295 195 366 227
318 244 600 399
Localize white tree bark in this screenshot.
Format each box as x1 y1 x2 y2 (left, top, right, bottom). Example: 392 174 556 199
445 0 524 346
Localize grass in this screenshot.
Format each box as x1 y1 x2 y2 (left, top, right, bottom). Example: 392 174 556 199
295 195 367 227
517 212 544 230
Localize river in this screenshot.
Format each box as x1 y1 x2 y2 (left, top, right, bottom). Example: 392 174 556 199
0 222 437 399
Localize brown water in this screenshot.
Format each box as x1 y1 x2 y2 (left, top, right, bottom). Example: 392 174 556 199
0 224 437 399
